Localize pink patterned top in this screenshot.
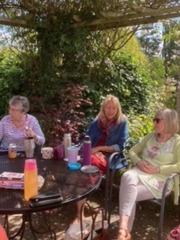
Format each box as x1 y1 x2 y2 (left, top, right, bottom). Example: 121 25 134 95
0 114 45 151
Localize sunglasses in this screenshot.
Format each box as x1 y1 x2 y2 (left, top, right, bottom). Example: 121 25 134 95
153 118 163 124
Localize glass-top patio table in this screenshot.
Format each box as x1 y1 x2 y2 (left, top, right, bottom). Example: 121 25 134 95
0 154 102 240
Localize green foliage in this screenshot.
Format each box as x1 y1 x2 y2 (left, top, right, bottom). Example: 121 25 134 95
122 35 149 67
29 85 93 146
127 111 154 148
84 50 151 115
162 20 180 80
0 47 24 115
137 23 163 57
129 112 154 139
148 58 165 85
0 17 174 148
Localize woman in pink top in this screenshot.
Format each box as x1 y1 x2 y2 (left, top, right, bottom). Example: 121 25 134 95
0 95 45 151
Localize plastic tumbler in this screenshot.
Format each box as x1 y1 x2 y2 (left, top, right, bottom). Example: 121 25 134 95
67 146 79 163
24 159 38 201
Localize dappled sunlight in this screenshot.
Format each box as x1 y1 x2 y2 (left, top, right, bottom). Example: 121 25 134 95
0 187 178 239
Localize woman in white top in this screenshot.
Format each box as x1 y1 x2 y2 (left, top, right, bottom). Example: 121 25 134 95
0 95 45 151
117 108 180 240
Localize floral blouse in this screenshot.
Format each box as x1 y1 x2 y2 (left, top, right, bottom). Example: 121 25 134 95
130 135 175 199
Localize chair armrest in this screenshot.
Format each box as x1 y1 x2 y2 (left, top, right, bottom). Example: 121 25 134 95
157 172 180 239
108 152 120 164
161 173 180 200
108 150 128 170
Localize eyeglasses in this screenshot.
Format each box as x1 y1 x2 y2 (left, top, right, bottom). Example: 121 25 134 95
153 118 163 124
9 107 22 112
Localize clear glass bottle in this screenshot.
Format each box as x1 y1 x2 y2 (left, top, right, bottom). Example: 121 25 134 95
8 143 17 159
63 133 72 160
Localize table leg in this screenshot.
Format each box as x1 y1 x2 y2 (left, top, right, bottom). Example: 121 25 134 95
28 212 56 240
4 214 26 240
4 212 56 240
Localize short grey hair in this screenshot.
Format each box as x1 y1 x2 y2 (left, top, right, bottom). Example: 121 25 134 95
9 95 30 113
155 108 179 134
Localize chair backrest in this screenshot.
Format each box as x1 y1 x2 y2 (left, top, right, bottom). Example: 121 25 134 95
140 172 180 240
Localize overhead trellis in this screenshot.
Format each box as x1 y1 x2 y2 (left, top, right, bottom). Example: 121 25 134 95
0 0 179 30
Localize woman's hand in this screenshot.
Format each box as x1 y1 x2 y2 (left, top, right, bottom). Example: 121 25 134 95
24 127 38 142
91 146 103 154
137 161 160 174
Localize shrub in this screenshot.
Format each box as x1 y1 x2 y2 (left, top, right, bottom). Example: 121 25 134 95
30 84 93 146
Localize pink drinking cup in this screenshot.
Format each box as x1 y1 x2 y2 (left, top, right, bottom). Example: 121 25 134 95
24 159 37 171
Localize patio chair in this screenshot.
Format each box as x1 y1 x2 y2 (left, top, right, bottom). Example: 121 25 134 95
152 172 180 240
138 172 180 240
104 151 129 224
105 163 180 240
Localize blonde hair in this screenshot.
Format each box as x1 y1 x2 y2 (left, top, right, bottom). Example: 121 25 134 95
155 108 179 134
97 95 126 124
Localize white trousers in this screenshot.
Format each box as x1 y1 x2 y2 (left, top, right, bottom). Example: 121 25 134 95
119 169 154 231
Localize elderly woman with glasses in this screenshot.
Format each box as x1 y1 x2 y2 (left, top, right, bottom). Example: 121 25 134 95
0 95 45 152
117 108 180 240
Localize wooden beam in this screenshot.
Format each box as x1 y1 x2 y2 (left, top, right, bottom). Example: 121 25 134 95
0 6 179 30
0 17 28 28
99 6 180 18
0 17 46 29
72 7 180 30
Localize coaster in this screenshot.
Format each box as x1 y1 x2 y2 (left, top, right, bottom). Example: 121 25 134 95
68 163 81 171
81 165 99 174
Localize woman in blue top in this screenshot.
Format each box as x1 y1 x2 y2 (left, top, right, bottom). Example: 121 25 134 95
72 94 128 224
87 94 128 174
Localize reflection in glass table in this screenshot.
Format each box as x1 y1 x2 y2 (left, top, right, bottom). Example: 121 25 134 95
0 155 101 240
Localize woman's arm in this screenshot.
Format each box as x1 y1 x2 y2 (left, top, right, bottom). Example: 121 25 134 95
91 145 114 154
128 133 154 166
110 120 129 152
0 121 3 145
26 116 45 145
160 135 180 175
92 120 129 154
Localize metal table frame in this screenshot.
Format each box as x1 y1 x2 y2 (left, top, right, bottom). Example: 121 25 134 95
0 155 101 239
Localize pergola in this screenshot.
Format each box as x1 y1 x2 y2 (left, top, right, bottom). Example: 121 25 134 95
0 1 179 30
